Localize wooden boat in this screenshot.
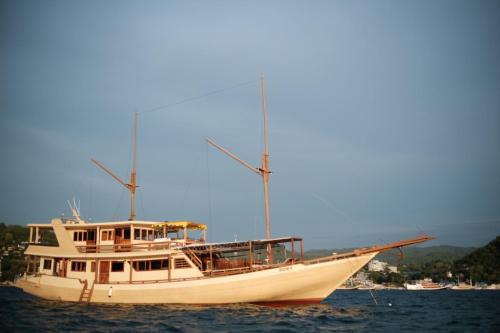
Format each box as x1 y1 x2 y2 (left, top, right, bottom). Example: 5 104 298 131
15 77 434 304
405 278 446 290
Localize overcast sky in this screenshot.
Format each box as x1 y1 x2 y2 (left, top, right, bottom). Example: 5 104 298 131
1 0 499 249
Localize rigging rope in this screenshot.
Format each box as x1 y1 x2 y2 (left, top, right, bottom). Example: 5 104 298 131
139 79 258 115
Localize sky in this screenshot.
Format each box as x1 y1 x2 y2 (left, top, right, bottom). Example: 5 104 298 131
1 0 499 249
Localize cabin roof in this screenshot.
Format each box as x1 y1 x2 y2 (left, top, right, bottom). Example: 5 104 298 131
182 236 302 250
152 221 207 231
27 219 206 230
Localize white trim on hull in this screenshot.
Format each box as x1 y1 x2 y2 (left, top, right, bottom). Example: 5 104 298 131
16 253 377 304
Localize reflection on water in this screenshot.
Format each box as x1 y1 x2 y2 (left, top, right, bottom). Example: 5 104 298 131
1 287 498 333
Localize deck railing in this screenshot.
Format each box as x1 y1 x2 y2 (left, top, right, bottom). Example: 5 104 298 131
75 239 204 253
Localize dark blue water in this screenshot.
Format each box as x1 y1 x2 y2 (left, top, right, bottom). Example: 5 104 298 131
1 287 499 332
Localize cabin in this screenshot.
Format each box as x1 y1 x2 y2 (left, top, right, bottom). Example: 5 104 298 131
24 219 209 285
23 218 304 287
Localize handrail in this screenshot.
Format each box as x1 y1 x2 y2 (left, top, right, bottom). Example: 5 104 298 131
74 240 198 253
183 248 203 270
74 239 207 253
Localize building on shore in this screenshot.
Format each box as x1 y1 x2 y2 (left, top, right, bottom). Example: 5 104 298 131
368 259 398 273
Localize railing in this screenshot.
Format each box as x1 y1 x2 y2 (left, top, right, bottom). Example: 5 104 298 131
75 239 204 253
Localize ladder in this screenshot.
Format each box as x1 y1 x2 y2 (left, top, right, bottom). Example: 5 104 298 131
79 280 94 303
183 248 203 270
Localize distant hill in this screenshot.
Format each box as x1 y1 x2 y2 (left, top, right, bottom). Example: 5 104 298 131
454 236 499 283
304 245 476 267
377 245 476 266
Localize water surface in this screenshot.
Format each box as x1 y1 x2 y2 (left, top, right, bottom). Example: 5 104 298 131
1 287 498 332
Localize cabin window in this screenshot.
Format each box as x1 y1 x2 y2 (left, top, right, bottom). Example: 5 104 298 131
151 259 168 270
101 230 113 241
91 261 96 272
133 259 169 271
124 228 130 240
141 229 147 241
87 231 95 241
71 261 86 272
174 258 191 269
148 230 153 241
43 259 52 270
73 231 87 241
111 261 124 272
134 229 141 240
137 261 147 271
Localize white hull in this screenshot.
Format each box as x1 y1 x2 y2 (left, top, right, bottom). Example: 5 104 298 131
405 283 446 291
16 252 377 304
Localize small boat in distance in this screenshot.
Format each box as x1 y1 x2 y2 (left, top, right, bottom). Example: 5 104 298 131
15 77 434 304
405 278 446 290
451 283 475 290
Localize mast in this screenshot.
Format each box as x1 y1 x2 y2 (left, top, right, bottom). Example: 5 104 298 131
206 75 272 240
91 112 138 221
260 75 271 241
130 112 138 220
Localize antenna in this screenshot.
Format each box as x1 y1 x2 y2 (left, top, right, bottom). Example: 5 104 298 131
67 197 83 224
91 112 139 221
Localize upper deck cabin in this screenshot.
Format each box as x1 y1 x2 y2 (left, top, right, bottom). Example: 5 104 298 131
27 218 207 254
24 217 306 282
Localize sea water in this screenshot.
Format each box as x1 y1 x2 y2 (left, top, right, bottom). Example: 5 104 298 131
0 287 498 332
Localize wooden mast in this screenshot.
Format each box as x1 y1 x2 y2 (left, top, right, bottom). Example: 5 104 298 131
206 75 272 241
260 75 271 241
91 112 138 221
130 112 138 220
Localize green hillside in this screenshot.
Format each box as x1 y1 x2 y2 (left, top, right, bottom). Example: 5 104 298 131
377 245 476 266
0 223 29 281
303 245 475 266
454 236 500 284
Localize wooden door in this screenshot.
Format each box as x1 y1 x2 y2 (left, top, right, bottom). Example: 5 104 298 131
58 259 67 277
86 230 96 252
99 261 110 283
115 228 123 244
115 228 131 251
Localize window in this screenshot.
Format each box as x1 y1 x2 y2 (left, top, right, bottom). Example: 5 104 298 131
73 231 84 241
134 229 140 240
91 261 96 272
124 228 130 240
111 261 124 272
151 260 162 270
141 229 147 241
71 261 86 272
43 259 52 270
133 259 169 271
73 231 94 242
101 230 113 241
136 261 147 271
